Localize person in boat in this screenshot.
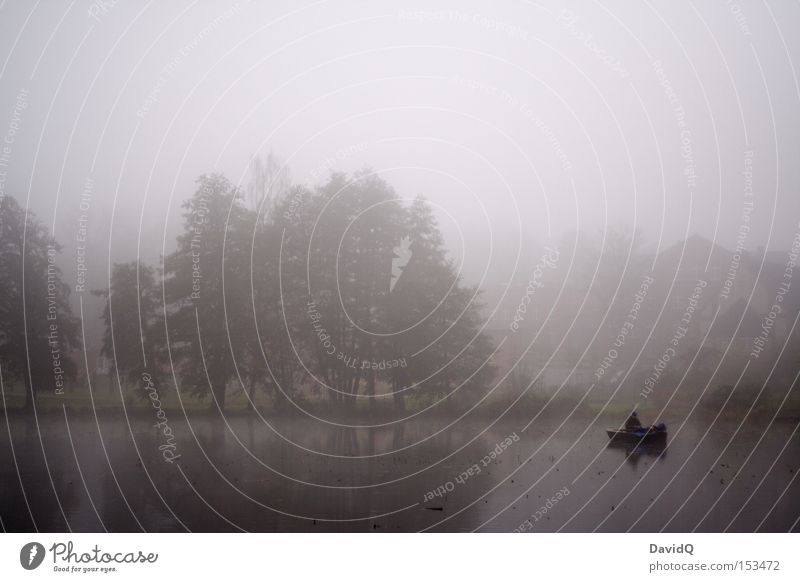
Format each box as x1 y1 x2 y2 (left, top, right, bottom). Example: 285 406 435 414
625 411 642 430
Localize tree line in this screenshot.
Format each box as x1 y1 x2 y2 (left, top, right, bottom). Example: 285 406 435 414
0 166 495 414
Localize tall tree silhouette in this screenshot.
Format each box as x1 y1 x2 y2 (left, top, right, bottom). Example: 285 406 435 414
0 197 78 411
246 184 314 410
94 261 163 394
163 175 253 411
383 195 495 410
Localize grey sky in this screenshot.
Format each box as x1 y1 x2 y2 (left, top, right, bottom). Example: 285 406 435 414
1 0 798 289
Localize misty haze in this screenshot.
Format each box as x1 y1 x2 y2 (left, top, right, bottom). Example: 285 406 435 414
0 0 798 533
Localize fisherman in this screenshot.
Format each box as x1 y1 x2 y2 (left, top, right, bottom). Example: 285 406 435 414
625 410 642 430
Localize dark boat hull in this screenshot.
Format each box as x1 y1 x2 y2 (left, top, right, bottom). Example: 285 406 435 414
605 428 667 444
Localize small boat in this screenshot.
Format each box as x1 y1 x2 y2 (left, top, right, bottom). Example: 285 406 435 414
606 422 667 444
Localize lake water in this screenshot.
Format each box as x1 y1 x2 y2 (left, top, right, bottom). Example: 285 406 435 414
1 412 798 532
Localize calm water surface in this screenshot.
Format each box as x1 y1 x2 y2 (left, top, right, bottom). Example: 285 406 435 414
1 412 797 532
